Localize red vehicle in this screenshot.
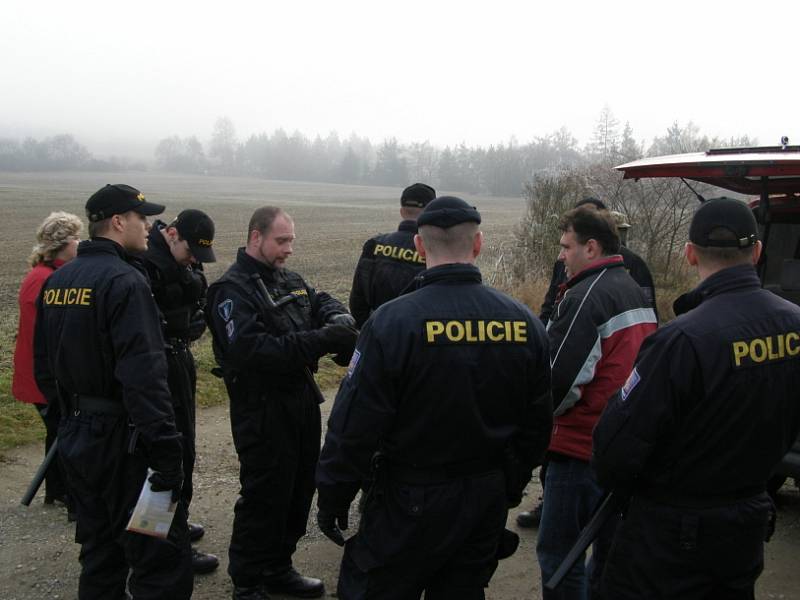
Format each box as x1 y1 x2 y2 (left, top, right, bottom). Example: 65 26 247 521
616 142 800 492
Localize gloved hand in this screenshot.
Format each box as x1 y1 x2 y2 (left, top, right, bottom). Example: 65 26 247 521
148 464 183 503
332 352 353 367
327 313 357 328
318 324 358 356
317 507 349 546
186 309 206 341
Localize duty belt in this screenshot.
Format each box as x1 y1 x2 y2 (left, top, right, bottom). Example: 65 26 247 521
387 457 500 485
68 393 126 417
165 337 189 351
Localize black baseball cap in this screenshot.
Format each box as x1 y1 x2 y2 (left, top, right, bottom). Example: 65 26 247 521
689 197 758 248
417 196 482 229
401 183 437 208
172 209 217 263
85 184 165 223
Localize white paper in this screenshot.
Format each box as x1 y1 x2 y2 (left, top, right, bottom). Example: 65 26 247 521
125 469 177 538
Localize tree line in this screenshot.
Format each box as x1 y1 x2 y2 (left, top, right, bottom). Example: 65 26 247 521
0 134 144 172
154 110 755 197
0 108 754 202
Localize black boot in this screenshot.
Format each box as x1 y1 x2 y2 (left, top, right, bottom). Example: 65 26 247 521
264 568 324 599
188 522 205 542
516 500 543 528
192 548 220 574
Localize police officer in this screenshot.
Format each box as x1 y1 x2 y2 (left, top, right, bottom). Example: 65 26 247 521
593 197 800 599
317 196 553 599
34 184 192 599
139 209 219 574
206 206 358 600
349 183 436 327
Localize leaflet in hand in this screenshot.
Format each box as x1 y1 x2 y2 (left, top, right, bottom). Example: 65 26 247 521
125 469 177 538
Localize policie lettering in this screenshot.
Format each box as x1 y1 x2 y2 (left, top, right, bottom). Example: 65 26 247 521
42 287 93 307
731 332 800 367
425 319 527 345
373 243 425 265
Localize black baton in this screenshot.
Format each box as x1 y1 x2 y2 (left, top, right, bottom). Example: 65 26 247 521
544 491 621 591
21 438 58 506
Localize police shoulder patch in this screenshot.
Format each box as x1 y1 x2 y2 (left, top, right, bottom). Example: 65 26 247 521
218 299 234 322
347 349 361 378
620 367 640 402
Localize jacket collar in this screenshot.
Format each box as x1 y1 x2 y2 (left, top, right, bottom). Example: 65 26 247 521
78 237 131 260
413 263 482 289
398 220 419 233
673 264 761 316
564 255 624 290
235 247 281 281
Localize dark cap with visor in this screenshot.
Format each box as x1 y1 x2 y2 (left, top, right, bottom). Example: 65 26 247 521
85 184 165 223
689 197 758 248
172 209 216 263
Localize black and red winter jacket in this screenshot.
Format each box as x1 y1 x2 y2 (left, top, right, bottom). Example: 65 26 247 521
547 255 657 462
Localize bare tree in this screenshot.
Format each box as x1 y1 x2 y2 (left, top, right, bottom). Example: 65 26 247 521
509 169 590 284
209 116 237 174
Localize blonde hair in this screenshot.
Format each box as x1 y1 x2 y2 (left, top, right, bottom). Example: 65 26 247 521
29 211 83 267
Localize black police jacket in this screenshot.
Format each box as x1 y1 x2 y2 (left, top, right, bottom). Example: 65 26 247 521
33 238 181 459
140 223 207 342
317 263 553 512
349 220 426 327
206 248 347 383
593 264 800 505
540 245 657 323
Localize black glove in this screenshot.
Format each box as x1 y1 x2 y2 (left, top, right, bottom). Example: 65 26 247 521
327 313 357 328
332 352 353 367
149 465 183 503
317 507 349 546
496 528 520 560
318 324 358 356
186 309 206 341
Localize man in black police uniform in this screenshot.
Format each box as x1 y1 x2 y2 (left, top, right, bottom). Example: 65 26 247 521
317 196 553 599
206 206 358 600
349 183 436 327
139 208 219 574
34 184 193 599
593 197 800 599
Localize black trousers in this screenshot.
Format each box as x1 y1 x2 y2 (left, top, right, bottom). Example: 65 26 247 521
227 383 321 587
34 402 68 503
166 347 197 510
59 413 193 600
601 493 773 600
337 470 507 600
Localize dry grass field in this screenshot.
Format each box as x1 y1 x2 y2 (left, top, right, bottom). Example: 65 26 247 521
0 171 528 449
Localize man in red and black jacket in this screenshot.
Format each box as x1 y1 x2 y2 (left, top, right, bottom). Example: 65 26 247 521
536 205 657 600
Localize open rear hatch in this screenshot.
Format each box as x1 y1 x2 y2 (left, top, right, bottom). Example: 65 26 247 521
617 145 800 196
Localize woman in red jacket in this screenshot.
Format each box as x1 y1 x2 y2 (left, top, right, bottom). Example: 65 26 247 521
12 211 82 508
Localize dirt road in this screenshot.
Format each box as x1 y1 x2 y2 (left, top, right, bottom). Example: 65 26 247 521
2 399 799 599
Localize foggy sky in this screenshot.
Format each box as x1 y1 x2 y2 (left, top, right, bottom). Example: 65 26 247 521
2 0 798 158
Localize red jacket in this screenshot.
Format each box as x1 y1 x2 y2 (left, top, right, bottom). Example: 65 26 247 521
12 261 62 404
547 256 657 461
